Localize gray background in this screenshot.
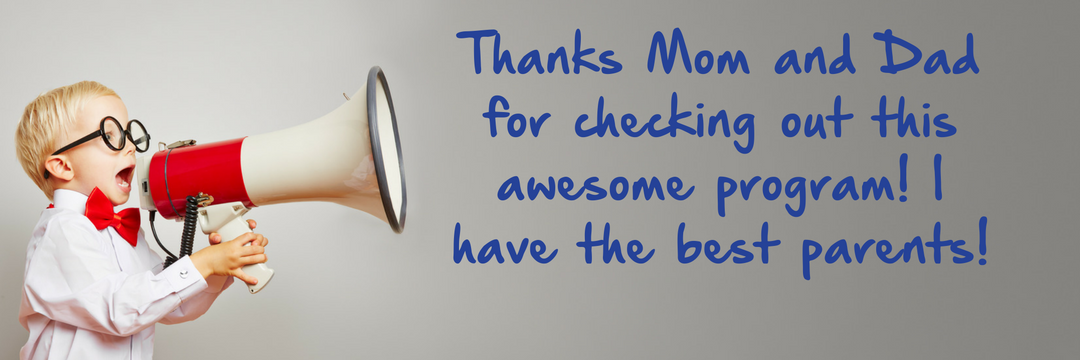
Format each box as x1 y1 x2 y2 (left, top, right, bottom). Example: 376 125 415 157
2 1 1077 359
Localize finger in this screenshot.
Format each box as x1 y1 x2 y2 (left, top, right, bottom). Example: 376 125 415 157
228 232 258 246
232 269 258 285
239 253 268 266
238 244 265 257
208 233 222 245
247 219 257 230
243 233 267 247
253 234 269 247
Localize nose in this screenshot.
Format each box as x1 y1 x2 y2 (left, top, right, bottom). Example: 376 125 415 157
121 133 136 155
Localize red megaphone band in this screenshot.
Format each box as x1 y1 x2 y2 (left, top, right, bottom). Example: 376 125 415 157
148 137 254 219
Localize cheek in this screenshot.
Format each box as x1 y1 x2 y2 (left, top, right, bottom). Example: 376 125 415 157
69 152 113 180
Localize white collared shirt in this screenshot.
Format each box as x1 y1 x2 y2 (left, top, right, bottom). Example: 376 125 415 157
19 189 233 360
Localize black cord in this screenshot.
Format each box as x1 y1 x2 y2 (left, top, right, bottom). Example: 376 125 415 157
162 148 183 221
179 195 199 258
149 210 179 269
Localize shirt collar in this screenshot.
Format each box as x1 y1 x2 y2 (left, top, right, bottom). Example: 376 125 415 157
52 189 90 214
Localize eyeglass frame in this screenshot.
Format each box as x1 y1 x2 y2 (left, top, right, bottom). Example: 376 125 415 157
43 116 151 179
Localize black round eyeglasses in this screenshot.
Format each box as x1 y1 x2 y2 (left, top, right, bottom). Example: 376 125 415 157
44 116 151 179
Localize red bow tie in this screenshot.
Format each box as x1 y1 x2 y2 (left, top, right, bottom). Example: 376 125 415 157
84 187 141 247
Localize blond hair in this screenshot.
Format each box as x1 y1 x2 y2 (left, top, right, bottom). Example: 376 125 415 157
15 81 119 201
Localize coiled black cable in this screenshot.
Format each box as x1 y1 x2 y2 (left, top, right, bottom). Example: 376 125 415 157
179 195 199 258
152 195 201 269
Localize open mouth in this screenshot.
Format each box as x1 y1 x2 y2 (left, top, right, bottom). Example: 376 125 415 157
116 165 135 192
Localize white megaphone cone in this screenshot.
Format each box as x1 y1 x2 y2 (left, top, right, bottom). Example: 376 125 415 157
135 66 406 294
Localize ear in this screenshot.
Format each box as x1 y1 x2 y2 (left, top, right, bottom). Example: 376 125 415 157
44 155 74 182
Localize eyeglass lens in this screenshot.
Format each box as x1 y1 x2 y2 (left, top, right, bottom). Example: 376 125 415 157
128 120 149 152
102 118 124 150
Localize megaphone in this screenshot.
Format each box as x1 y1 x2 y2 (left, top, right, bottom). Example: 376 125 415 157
134 66 406 294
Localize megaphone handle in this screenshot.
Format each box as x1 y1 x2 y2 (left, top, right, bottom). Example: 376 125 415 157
198 202 275 294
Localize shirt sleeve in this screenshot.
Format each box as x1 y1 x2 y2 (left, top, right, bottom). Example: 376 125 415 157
135 228 236 325
21 214 210 337
160 270 235 325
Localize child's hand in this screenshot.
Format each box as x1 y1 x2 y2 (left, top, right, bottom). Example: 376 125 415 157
190 231 270 285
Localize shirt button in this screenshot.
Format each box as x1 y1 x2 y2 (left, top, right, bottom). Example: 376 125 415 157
179 270 189 279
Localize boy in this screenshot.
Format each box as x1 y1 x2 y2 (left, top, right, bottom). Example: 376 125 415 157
15 81 269 359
